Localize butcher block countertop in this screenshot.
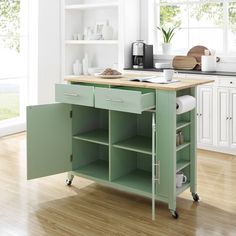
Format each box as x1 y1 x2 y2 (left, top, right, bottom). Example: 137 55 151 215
65 74 214 91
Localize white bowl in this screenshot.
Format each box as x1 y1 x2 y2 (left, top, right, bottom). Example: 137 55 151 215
88 67 104 75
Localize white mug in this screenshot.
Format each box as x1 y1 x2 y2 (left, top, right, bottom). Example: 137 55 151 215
176 172 187 188
163 69 178 82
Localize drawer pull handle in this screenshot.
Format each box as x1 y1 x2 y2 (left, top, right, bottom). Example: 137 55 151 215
106 98 124 103
64 93 79 97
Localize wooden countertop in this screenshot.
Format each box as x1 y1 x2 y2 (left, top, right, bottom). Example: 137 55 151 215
65 74 214 91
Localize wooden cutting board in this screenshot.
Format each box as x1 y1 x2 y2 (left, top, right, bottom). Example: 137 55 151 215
172 56 199 70
187 45 209 70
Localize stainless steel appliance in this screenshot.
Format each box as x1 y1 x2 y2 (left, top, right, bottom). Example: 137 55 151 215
132 41 153 69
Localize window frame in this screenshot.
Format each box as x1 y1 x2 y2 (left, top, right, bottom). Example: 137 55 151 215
154 0 236 55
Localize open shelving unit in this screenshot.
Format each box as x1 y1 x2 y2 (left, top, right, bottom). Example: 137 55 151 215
61 0 140 78
62 0 120 77
174 87 196 198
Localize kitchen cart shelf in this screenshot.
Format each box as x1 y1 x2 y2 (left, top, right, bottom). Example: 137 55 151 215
113 136 153 155
176 182 191 196
176 161 190 173
74 160 109 181
73 129 109 146
113 169 152 194
176 121 191 130
176 142 191 152
65 40 119 45
65 3 118 10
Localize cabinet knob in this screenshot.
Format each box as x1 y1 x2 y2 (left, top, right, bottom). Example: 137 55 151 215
230 81 233 84
230 117 232 120
226 117 229 120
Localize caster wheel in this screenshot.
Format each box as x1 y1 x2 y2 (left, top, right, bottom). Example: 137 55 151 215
171 210 179 219
192 193 200 202
66 179 72 186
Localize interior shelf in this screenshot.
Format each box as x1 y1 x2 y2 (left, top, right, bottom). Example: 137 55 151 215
176 182 191 196
113 136 153 155
65 3 119 10
176 161 190 173
73 129 108 146
74 160 109 181
176 121 191 130
176 142 190 152
113 170 152 194
65 40 119 45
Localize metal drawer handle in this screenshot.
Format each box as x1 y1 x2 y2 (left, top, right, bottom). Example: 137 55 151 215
106 98 124 103
64 92 80 97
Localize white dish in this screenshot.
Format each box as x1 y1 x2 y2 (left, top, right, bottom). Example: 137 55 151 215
95 73 123 79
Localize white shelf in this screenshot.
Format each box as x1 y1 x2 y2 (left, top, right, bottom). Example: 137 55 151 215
65 3 118 10
65 40 119 45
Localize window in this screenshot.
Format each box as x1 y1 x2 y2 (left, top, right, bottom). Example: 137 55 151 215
0 0 28 135
155 0 236 55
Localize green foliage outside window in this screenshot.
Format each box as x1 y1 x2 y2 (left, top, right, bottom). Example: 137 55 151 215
0 0 20 53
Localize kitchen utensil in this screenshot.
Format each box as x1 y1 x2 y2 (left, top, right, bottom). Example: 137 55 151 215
187 45 209 70
172 56 199 70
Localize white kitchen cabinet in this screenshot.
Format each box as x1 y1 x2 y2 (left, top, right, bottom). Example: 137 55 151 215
229 89 236 149
217 88 236 150
217 88 229 147
197 86 213 145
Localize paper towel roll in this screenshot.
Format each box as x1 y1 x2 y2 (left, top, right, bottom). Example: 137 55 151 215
176 95 196 115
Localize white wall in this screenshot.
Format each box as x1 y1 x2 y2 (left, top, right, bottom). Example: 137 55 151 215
28 0 61 105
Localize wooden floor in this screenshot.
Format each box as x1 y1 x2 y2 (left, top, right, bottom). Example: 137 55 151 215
0 133 236 236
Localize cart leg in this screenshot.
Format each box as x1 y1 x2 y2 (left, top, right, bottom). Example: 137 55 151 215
169 199 179 219
66 172 74 186
191 192 200 202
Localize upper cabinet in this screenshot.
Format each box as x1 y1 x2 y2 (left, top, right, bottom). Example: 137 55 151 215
61 0 140 78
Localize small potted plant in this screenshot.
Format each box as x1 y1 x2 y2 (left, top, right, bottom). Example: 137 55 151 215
157 26 179 55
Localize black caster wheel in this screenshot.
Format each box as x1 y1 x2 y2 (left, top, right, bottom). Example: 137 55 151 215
66 179 72 186
171 210 179 219
192 193 200 202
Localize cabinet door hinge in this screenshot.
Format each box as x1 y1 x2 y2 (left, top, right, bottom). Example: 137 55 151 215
70 154 73 162
70 110 73 118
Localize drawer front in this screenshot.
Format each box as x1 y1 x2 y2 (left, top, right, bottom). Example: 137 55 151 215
95 87 155 114
218 78 236 88
55 84 94 106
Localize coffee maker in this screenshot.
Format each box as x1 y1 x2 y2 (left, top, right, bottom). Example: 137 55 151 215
132 41 153 69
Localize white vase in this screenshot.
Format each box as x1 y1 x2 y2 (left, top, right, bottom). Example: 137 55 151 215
162 43 171 55
102 20 113 40
73 60 82 75
82 54 89 75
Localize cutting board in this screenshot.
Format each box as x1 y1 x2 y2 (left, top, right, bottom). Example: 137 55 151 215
172 56 199 70
187 45 209 70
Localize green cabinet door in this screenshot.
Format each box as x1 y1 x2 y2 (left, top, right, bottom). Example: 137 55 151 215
27 104 72 180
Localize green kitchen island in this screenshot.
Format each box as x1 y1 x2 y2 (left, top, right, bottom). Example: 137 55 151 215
27 74 213 220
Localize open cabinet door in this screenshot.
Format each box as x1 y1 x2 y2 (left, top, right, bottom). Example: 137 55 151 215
27 104 72 179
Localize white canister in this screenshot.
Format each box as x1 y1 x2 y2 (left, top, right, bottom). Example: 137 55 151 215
73 60 82 75
102 20 113 40
201 55 217 72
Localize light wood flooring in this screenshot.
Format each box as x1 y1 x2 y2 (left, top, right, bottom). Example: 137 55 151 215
0 133 236 236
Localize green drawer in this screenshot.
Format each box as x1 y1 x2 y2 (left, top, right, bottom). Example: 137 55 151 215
55 84 94 106
94 87 155 114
